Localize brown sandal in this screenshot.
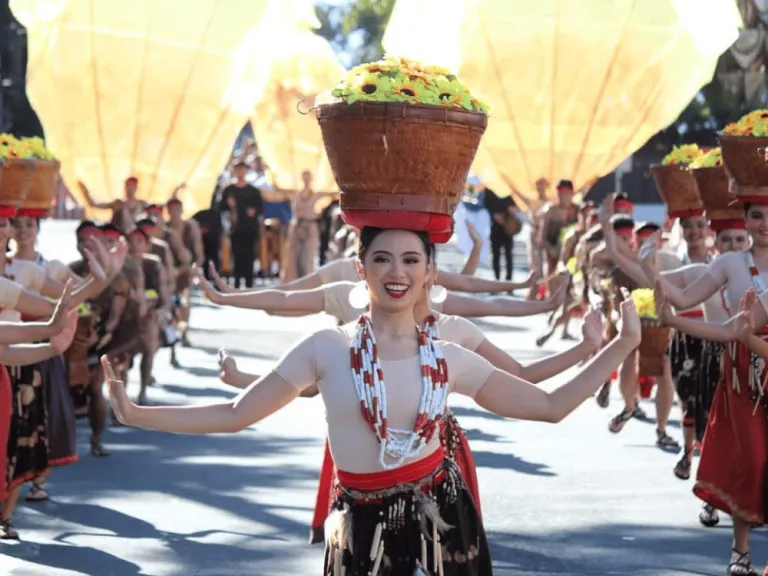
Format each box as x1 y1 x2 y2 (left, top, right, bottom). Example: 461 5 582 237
0 517 19 540
609 408 633 434
25 483 49 502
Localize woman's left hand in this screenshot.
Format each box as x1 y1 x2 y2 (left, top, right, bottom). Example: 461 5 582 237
51 310 78 353
102 355 134 425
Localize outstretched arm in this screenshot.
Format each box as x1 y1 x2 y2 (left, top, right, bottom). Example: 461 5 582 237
466 300 639 422
198 270 324 313
437 269 535 294
442 276 567 317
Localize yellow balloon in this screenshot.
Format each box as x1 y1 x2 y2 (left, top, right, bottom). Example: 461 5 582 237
250 26 342 213
383 0 740 203
16 0 285 218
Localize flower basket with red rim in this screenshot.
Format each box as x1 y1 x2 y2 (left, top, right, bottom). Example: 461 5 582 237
0 158 36 214
691 165 744 225
638 318 670 377
316 101 487 242
717 132 768 201
650 164 702 219
22 159 59 217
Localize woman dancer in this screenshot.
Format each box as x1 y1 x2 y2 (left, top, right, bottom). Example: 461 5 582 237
641 197 768 575
105 225 640 574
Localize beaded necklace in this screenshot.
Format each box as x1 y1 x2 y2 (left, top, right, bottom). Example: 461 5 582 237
350 315 449 470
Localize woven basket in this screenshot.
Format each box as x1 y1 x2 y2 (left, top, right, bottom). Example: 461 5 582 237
23 160 60 212
650 164 702 218
0 158 36 208
691 165 743 220
717 133 768 193
638 320 670 377
316 102 488 216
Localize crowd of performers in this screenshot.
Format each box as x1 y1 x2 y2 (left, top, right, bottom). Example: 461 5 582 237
0 176 205 541
89 163 765 575
2 166 768 575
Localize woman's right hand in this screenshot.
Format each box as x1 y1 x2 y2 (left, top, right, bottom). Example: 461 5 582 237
617 288 642 348
195 266 220 303
209 263 235 294
48 280 73 334
102 355 134 425
217 349 238 385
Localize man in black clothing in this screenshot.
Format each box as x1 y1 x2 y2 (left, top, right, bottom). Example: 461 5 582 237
483 187 518 281
220 160 263 288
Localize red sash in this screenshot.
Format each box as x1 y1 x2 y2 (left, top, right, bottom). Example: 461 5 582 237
310 420 482 543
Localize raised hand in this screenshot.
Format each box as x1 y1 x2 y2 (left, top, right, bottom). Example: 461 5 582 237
108 237 130 276
466 221 482 246
599 193 615 226
83 246 107 283
218 349 238 385
653 278 672 322
51 310 78 353
102 355 133 425
728 288 757 342
581 307 605 351
637 230 662 280
548 273 569 307
209 262 234 294
195 265 219 303
48 279 73 333
617 288 641 346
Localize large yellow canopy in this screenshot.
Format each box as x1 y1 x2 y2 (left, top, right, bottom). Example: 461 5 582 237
383 0 740 203
249 9 343 201
13 0 296 217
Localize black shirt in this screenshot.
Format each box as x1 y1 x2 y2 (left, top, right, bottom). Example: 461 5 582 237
220 183 263 233
483 188 517 225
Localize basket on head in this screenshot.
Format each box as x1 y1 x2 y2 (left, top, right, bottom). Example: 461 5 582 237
0 158 36 216
650 164 702 218
691 165 745 231
20 159 60 218
717 133 768 202
316 102 488 243
638 320 670 377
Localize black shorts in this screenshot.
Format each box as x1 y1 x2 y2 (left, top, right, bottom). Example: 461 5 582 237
696 340 722 441
667 329 705 425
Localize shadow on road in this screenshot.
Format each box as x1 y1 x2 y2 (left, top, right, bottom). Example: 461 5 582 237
8 427 321 574
489 523 768 575
473 450 555 477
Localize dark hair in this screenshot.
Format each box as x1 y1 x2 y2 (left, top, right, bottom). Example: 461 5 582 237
76 219 99 236
585 227 604 243
635 221 661 235
357 227 433 261
745 203 753 214
610 214 635 231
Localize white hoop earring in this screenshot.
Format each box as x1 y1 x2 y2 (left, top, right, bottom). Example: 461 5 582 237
429 285 448 304
348 281 370 309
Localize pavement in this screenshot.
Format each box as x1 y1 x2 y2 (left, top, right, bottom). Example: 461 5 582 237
1 220 766 575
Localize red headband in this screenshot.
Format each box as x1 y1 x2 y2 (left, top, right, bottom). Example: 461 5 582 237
614 228 634 238
102 229 122 239
635 229 658 239
669 208 704 219
127 229 146 239
734 195 768 206
166 199 182 207
17 208 49 219
710 218 746 232
125 177 138 185
146 206 163 214
614 199 633 210
77 227 102 239
0 206 18 218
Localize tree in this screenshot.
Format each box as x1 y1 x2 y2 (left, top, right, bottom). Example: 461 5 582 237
315 0 396 67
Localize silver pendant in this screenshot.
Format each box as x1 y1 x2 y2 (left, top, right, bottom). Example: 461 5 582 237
682 359 694 371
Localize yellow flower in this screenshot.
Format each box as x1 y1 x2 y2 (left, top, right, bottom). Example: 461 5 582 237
689 147 722 169
0 133 18 148
631 288 657 319
7 141 33 159
21 137 55 161
566 257 578 275
721 109 768 137
330 56 487 115
661 144 702 166
145 289 158 300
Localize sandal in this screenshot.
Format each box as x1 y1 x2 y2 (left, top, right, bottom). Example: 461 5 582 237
25 483 49 502
0 517 19 540
728 549 758 575
609 408 634 434
596 382 611 408
632 403 648 420
656 429 680 450
90 438 111 458
698 504 720 527
673 449 693 480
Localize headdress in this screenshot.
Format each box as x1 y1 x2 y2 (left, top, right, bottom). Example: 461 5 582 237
718 110 768 205
0 135 58 219
316 57 488 244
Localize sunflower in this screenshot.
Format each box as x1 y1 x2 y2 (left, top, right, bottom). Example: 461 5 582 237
390 77 431 100
22 137 54 161
631 288 657 319
661 144 702 166
690 147 722 169
7 141 33 159
0 133 17 148
345 73 393 104
432 77 473 109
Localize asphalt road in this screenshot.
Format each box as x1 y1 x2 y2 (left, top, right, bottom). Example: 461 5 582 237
2 221 766 575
